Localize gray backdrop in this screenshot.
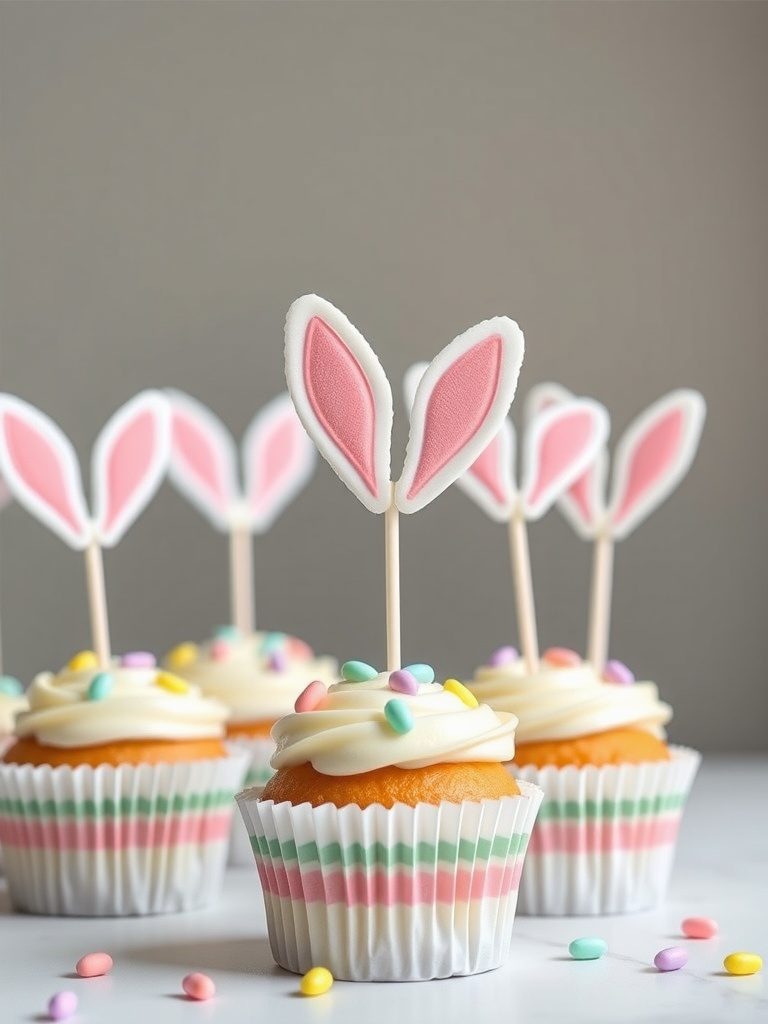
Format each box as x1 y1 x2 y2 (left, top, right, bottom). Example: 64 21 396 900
1 1 766 751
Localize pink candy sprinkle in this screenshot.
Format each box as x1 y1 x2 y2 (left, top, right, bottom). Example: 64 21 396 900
288 637 314 660
210 640 230 661
120 651 156 668
543 647 581 668
76 952 113 977
295 680 327 713
603 659 635 685
182 973 216 1001
682 917 718 939
388 669 419 695
47 991 77 1021
487 646 518 668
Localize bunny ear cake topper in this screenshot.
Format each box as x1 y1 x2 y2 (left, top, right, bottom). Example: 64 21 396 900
0 391 171 667
286 294 525 670
166 388 316 636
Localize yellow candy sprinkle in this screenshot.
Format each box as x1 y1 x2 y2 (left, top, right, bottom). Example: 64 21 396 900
723 952 763 976
299 966 333 996
156 672 189 695
68 650 99 671
443 678 479 708
166 642 199 670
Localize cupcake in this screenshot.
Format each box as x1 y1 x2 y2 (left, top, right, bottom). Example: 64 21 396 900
237 662 543 981
0 650 249 916
468 646 700 915
165 627 336 864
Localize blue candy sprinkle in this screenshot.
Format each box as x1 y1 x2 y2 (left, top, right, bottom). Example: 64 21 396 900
214 625 241 642
384 699 414 734
261 632 286 654
341 660 379 683
87 672 114 701
402 664 435 685
0 675 24 697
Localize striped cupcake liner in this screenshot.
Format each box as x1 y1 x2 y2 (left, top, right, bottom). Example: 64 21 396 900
225 735 276 867
511 746 700 916
0 748 249 916
236 780 543 981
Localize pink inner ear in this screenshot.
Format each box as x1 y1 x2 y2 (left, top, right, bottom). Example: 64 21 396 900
407 334 502 499
304 316 378 497
173 413 230 513
468 433 508 505
526 409 595 509
250 417 300 515
612 409 683 530
102 410 156 535
4 414 84 534
566 469 596 525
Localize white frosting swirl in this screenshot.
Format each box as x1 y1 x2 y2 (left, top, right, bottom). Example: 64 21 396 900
16 664 229 748
170 633 337 724
271 672 517 776
0 691 28 736
468 661 671 744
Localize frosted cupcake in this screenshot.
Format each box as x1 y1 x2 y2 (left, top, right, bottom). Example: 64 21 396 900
237 661 543 981
0 675 27 755
0 650 248 916
468 646 700 915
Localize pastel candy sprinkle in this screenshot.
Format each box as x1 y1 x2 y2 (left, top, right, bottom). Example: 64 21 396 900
388 669 419 695
156 672 189 694
120 651 156 668
76 952 113 978
214 624 240 641
300 967 334 996
47 991 77 1021
68 650 98 672
487 646 518 668
603 659 635 685
268 651 288 672
403 663 435 684
87 672 113 701
166 642 198 669
295 680 327 712
681 917 718 939
543 647 581 668
443 678 479 708
384 698 414 734
0 675 23 697
210 639 231 661
723 952 762 976
261 632 286 654
341 660 378 682
568 937 607 960
182 972 216 1000
654 947 688 972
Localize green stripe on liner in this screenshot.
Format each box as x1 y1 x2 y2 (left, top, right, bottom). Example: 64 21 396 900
250 832 530 866
535 793 687 822
244 765 275 787
0 790 235 819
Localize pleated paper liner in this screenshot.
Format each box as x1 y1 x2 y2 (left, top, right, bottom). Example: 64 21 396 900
511 745 700 916
237 780 543 981
226 735 276 867
0 746 249 916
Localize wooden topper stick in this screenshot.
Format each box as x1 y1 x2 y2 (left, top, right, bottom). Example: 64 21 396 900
85 539 111 668
508 506 539 673
385 483 401 672
587 531 614 674
229 522 255 636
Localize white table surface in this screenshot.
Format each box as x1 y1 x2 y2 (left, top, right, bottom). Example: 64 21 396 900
1 756 766 1024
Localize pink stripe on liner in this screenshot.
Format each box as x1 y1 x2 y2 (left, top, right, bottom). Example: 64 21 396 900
527 815 681 856
0 812 232 852
258 861 525 907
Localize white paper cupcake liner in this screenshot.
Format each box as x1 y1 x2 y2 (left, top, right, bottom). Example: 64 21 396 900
511 746 700 916
237 780 543 981
0 747 249 916
225 735 276 867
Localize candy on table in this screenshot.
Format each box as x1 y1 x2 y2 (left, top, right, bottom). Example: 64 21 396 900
47 991 77 1021
294 680 327 712
602 659 635 685
75 952 113 978
300 966 334 996
681 916 718 939
542 647 581 668
182 973 216 1000
654 947 688 972
723 953 762 976
568 937 607 960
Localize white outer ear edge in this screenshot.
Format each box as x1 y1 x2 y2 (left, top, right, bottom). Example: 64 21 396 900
523 380 575 425
454 418 517 522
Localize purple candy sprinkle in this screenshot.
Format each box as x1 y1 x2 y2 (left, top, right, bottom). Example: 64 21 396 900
120 651 157 669
603 659 635 685
487 646 519 668
388 669 419 695
654 946 688 972
268 651 288 672
47 991 77 1021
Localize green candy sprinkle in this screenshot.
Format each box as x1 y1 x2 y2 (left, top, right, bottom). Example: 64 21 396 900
341 660 378 683
384 698 414 734
261 632 286 654
87 672 114 701
0 675 23 697
402 664 435 684
568 937 607 961
214 624 241 641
